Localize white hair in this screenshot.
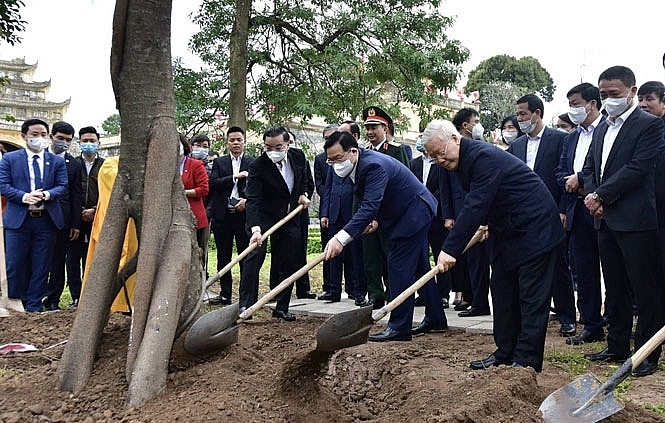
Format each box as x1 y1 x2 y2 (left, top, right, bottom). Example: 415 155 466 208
421 119 460 148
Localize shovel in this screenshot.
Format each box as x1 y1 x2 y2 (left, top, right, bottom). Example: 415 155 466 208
539 324 665 423
315 228 486 352
203 204 305 293
183 252 326 355
0 216 25 313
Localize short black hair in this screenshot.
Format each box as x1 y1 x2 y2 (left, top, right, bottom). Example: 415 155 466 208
566 83 601 107
557 113 576 127
598 66 636 88
516 94 545 117
21 118 49 134
191 134 211 146
227 126 245 137
500 115 524 137
452 108 479 130
638 81 665 102
263 125 288 143
51 121 75 136
324 131 358 151
340 120 361 138
78 126 100 140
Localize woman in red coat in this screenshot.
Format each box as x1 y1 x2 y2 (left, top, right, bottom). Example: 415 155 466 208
179 134 209 260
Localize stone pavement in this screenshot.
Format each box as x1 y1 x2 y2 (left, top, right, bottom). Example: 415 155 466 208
284 294 494 334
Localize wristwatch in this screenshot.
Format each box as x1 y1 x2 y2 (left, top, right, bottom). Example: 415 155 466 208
591 192 603 202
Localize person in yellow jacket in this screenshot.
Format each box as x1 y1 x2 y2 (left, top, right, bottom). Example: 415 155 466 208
82 156 137 313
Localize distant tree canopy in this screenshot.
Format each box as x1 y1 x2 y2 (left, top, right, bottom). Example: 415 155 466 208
175 0 469 137
0 0 25 46
102 113 121 135
476 81 524 132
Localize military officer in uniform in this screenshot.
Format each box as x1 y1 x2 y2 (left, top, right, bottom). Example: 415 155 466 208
360 106 410 309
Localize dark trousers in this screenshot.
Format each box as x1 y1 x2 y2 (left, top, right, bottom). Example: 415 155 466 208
387 223 445 333
466 243 490 310
362 229 389 303
428 221 450 301
66 222 91 301
551 239 577 325
327 220 357 297
45 227 76 307
569 200 602 332
319 223 331 292
239 230 299 312
212 213 249 300
5 215 57 312
490 248 557 372
598 224 665 363
294 212 311 296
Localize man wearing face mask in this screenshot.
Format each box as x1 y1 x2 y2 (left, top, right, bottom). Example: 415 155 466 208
582 66 665 377
508 94 577 339
0 119 68 312
43 121 83 311
555 83 605 345
323 131 446 342
68 126 104 307
452 107 485 141
238 126 313 321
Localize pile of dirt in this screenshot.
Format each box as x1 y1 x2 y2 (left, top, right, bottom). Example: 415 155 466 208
0 309 662 422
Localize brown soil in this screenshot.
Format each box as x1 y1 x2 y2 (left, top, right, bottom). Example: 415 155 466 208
1 309 663 422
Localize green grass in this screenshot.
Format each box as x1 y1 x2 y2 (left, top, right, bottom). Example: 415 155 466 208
544 350 591 376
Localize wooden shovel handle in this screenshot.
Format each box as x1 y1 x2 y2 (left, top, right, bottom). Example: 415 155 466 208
631 324 665 370
238 252 326 321
205 204 305 289
373 227 486 321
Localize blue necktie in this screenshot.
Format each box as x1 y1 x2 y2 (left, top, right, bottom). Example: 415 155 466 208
32 155 42 190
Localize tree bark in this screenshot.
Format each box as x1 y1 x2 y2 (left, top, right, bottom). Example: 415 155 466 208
228 0 251 128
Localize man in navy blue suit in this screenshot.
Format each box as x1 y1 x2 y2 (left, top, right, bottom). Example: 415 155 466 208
323 131 446 342
314 124 337 301
582 66 665 377
555 83 605 345
0 119 68 312
422 119 564 372
508 94 577 339
43 121 82 311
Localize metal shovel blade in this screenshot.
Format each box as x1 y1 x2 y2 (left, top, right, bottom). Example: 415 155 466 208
184 302 239 355
539 373 624 423
315 305 374 352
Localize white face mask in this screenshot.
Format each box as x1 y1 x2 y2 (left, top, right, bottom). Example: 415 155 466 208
27 137 47 152
471 123 485 140
518 117 536 134
266 150 286 163
602 96 629 117
568 106 588 125
502 130 518 144
333 159 354 177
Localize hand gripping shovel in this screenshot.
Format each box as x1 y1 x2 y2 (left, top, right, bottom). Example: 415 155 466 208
183 251 326 355
315 228 486 353
0 216 25 313
539 324 665 423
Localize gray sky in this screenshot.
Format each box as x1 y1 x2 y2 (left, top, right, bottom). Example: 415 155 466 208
3 0 664 132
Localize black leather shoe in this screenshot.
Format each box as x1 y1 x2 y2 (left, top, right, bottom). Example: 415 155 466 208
346 293 355 300
566 329 605 345
453 301 471 311
208 295 231 305
368 327 411 342
458 307 491 317
414 296 425 307
297 291 317 299
441 298 449 309
238 306 252 321
43 303 60 312
584 348 628 363
355 297 369 307
470 354 511 370
411 320 448 335
560 323 577 337
369 299 385 310
272 309 296 321
70 299 79 308
632 360 658 377
317 292 341 302
511 362 526 368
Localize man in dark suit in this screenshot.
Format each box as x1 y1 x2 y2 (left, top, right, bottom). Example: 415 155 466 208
43 121 82 311
556 83 605 345
314 124 337 301
361 106 410 309
423 119 565 372
239 126 312 321
582 66 665 377
508 94 577 338
0 119 68 312
323 131 446 342
208 126 254 305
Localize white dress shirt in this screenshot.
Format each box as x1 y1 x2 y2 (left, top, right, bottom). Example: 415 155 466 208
601 103 638 179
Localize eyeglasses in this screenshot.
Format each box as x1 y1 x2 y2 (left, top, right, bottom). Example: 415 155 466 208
326 149 354 165
430 139 451 160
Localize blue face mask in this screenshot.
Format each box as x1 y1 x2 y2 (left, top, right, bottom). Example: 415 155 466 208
415 137 425 152
191 147 208 160
80 142 99 155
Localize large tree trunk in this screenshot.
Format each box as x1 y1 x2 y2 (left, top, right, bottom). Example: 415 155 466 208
57 0 203 408
228 0 251 128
